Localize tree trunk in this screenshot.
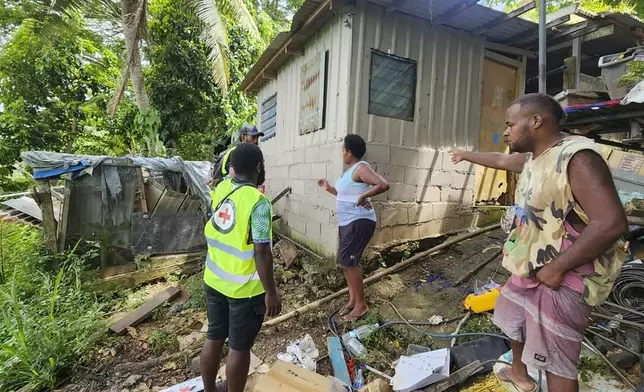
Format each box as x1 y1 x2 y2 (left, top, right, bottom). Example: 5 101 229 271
121 0 151 110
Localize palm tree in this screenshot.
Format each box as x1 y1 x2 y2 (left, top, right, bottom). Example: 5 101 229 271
195 0 263 95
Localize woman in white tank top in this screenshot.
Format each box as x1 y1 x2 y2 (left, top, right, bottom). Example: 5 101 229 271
318 135 389 322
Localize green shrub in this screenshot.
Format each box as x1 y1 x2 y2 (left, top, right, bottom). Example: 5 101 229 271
148 330 179 355
0 223 105 391
618 60 644 88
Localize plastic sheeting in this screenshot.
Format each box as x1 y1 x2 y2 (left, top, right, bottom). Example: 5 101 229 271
21 151 214 208
622 80 644 105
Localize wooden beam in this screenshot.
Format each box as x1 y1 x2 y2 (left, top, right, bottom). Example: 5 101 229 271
548 24 615 53
473 1 535 35
32 182 58 255
505 15 571 45
546 3 579 24
485 50 522 68
438 0 481 24
109 287 181 334
485 41 536 58
56 181 72 252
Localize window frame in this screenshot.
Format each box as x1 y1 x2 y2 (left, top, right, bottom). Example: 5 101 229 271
367 49 418 122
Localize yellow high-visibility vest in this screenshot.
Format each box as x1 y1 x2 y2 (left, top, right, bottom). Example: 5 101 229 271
203 179 269 298
220 146 236 176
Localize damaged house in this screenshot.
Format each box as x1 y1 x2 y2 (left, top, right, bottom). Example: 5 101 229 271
240 0 644 256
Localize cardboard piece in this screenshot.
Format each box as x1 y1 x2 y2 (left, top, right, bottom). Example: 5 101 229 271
391 349 450 392
159 376 204 392
254 360 346 392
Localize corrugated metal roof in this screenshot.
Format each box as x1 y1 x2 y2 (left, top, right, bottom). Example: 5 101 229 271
241 0 644 93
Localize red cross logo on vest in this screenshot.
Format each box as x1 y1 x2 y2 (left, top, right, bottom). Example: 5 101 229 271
213 199 236 233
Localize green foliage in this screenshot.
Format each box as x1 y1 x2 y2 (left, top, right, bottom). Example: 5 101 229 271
618 59 644 88
0 223 105 391
183 274 206 311
148 330 179 355
0 16 127 186
482 0 642 21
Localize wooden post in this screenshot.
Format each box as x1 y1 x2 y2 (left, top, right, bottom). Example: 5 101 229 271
57 181 72 252
564 57 578 90
33 182 58 255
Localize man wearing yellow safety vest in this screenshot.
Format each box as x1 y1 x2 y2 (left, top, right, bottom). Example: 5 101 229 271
200 143 280 392
212 125 263 185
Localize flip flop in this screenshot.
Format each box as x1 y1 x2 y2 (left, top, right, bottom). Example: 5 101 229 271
339 305 355 317
496 367 538 392
215 381 227 392
341 309 369 323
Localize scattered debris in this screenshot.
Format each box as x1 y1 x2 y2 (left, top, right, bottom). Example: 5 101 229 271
253 360 347 392
274 239 298 268
122 374 143 388
358 379 392 392
178 331 204 351
391 348 450 392
327 337 351 386
427 315 444 325
159 376 203 392
276 334 319 372
109 287 182 335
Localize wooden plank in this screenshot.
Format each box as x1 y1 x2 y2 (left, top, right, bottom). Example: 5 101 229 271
135 168 148 213
473 1 536 35
32 182 58 255
95 252 205 291
109 287 181 334
56 181 72 252
103 263 137 278
327 337 351 386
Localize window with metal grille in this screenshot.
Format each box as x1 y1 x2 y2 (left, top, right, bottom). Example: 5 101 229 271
368 50 417 122
260 93 277 142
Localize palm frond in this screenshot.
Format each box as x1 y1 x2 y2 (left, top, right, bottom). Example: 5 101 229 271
195 0 231 95
222 0 262 42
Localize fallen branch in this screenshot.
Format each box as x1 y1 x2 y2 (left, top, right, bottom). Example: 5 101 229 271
263 224 501 327
454 250 502 286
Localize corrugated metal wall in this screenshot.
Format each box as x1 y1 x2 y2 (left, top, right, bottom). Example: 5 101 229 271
256 14 353 154
348 0 486 150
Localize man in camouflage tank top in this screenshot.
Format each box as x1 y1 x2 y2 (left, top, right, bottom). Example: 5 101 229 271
450 94 627 392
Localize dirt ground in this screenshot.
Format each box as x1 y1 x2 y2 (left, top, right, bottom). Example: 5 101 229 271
57 229 639 392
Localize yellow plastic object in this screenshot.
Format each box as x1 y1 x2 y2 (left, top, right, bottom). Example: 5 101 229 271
463 288 501 313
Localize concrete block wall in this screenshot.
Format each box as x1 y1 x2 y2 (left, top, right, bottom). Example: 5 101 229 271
364 144 483 246
264 142 344 256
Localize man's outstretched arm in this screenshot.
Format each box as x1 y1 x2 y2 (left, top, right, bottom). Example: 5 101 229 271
449 149 526 173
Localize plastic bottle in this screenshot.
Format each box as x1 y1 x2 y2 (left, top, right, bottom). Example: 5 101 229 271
350 323 380 340
353 368 364 389
342 333 367 357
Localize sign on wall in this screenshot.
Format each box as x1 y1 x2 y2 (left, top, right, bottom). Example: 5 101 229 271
299 51 326 135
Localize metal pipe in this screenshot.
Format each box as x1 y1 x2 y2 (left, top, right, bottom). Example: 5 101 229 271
591 312 644 330
583 338 636 391
585 328 639 356
538 0 547 93
362 364 393 381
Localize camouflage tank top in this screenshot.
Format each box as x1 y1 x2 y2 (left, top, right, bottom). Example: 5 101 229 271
502 136 626 306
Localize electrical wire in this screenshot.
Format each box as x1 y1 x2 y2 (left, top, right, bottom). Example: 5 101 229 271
595 263 644 324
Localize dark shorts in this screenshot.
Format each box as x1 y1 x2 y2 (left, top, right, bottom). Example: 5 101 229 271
204 284 266 351
338 219 376 268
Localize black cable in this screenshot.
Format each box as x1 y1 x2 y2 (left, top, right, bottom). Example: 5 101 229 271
595 263 644 324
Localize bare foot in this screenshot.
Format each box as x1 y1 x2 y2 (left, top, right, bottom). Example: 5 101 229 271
339 302 355 316
497 367 536 392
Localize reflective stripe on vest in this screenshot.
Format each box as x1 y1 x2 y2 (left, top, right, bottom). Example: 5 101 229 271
205 237 254 261
203 178 270 298
205 252 260 284
221 147 236 176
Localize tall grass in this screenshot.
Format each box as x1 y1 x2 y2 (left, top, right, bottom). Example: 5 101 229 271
0 221 105 391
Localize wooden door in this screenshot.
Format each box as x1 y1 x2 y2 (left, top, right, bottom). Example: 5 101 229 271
475 58 519 205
